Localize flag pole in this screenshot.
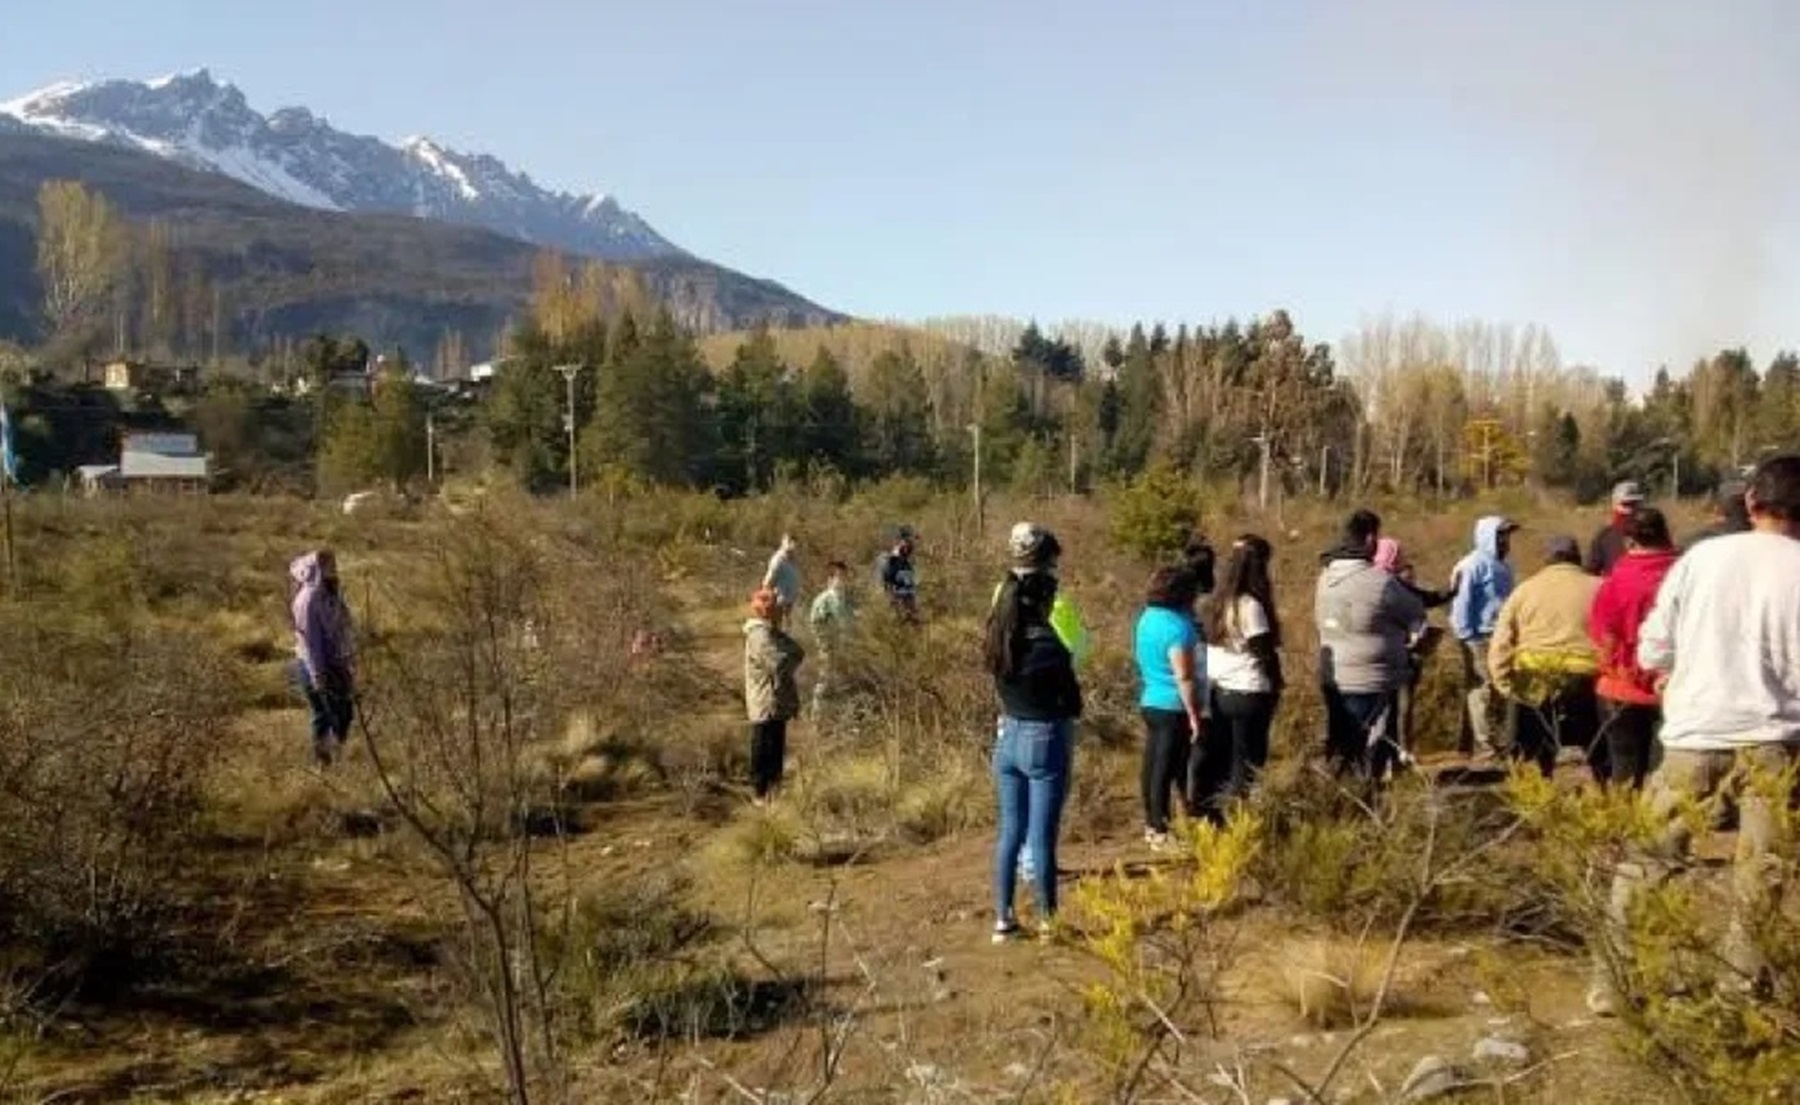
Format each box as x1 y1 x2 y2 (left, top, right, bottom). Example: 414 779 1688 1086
1 466 14 595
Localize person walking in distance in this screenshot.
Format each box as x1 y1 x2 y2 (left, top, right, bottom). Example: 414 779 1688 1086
1450 516 1520 759
1585 481 1645 577
986 524 1082 942
1589 455 1800 1016
878 527 919 622
1588 507 1679 789
1486 535 1600 778
744 587 805 805
762 533 801 620
1316 511 1427 780
807 560 853 718
1201 535 1284 805
290 549 356 767
1134 566 1205 850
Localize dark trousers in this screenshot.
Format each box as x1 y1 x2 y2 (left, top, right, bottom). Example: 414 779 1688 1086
1507 680 1598 777
293 661 354 745
1139 708 1193 833
1212 689 1279 801
1323 684 1399 780
749 720 788 798
1596 699 1661 790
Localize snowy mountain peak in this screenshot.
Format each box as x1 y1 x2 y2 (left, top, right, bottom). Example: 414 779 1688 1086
0 70 683 261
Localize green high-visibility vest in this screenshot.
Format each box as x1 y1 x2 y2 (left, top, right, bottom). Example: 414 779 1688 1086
990 579 1091 667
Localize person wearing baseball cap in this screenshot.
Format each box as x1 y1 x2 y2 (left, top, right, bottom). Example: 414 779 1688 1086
1585 481 1646 577
984 521 1083 942
1679 477 1751 553
1487 534 1601 777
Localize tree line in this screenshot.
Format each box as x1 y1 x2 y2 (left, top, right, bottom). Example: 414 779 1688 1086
14 182 1800 503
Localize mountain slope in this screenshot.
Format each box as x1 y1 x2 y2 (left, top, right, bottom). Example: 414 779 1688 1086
0 70 681 262
0 131 839 357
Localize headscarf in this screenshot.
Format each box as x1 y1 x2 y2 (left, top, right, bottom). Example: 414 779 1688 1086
1373 537 1403 575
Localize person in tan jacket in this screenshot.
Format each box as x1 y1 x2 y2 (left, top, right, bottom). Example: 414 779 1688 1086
744 587 806 804
1488 535 1601 776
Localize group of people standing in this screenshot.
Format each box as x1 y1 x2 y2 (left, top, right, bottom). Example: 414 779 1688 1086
741 527 920 803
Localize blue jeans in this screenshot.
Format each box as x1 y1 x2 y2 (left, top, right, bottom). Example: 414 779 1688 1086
992 716 1073 923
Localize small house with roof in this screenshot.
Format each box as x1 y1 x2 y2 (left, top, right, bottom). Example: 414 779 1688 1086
79 432 212 496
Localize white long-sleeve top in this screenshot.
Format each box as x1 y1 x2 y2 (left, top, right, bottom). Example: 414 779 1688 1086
1637 531 1800 751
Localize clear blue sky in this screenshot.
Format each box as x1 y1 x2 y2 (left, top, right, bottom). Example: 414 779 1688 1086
11 0 1800 380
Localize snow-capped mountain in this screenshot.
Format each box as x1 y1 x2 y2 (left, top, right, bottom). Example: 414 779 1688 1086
0 69 683 261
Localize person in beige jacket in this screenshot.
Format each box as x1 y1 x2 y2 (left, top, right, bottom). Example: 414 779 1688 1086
744 587 806 804
1488 535 1601 776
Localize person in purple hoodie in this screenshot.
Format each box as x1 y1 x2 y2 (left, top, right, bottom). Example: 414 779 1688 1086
291 549 357 766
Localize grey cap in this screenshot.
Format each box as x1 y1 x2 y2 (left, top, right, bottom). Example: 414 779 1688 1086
1545 534 1581 563
1611 480 1646 507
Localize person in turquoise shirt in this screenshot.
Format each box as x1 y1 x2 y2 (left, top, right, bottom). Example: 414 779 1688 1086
1133 566 1206 849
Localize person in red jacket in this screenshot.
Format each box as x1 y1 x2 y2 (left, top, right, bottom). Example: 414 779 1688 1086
1588 507 1679 788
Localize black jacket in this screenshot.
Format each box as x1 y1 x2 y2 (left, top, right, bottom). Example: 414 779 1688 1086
1399 578 1454 609
1585 526 1627 577
995 624 1083 721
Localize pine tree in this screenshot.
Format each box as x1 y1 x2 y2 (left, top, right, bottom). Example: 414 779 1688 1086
798 346 861 476
863 348 935 476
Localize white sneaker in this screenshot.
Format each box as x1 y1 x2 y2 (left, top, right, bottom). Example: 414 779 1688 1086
1145 830 1172 852
1585 983 1619 1018
992 920 1022 945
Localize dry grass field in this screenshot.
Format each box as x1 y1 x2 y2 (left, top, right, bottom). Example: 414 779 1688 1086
0 481 1774 1104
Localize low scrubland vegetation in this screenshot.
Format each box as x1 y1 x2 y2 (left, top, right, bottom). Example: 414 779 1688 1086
0 478 1789 1104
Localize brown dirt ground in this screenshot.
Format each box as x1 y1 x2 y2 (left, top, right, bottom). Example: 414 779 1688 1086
7 576 1691 1105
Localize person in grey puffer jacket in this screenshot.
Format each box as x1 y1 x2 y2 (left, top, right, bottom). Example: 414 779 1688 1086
1315 511 1426 779
745 587 806 804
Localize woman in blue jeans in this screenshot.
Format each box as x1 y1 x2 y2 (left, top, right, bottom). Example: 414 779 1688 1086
986 523 1083 943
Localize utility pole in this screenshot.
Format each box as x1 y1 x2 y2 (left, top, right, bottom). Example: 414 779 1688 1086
1068 432 1079 495
425 411 437 486
1671 451 1681 500
1253 429 1272 513
553 363 582 496
968 423 984 534
1318 444 1329 498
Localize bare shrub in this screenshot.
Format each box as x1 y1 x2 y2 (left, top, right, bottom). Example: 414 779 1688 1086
0 589 240 991
354 505 673 1104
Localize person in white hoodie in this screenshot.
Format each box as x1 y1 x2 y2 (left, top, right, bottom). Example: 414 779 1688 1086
1589 454 1800 1015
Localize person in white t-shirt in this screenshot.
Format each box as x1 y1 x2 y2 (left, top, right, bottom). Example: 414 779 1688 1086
1589 454 1800 1016
1198 534 1285 807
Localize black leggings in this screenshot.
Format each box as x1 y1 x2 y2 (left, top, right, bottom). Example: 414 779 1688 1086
749 720 788 798
1140 708 1192 833
1596 699 1660 789
1211 689 1279 801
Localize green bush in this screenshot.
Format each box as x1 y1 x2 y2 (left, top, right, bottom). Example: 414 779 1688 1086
1108 463 1204 562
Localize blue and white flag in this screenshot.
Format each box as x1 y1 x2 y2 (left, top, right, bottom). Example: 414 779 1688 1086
0 401 17 486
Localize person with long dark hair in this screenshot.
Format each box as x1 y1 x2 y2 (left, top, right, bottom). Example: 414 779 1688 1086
1589 507 1678 788
1134 566 1204 849
1200 535 1284 807
986 523 1082 942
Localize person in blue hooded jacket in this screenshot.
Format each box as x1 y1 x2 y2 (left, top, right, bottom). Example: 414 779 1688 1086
1449 516 1519 758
